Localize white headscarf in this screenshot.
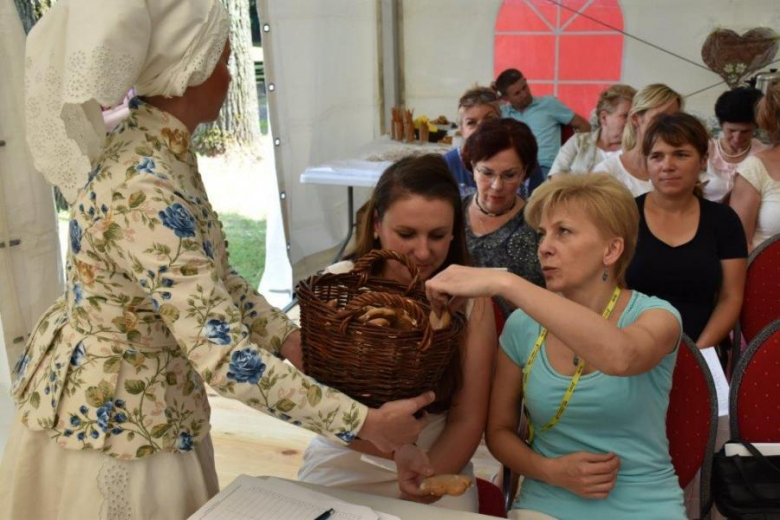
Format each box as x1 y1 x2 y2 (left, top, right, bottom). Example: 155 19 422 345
25 0 230 203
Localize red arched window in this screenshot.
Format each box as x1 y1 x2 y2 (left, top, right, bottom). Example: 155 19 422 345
494 0 625 118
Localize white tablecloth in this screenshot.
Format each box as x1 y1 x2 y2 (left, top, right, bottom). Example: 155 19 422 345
300 135 454 188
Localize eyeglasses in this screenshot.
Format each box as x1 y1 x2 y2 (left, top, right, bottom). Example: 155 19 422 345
474 166 524 184
459 90 499 108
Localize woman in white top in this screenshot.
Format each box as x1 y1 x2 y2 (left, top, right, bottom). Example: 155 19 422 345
550 84 635 177
296 155 496 512
594 84 682 197
730 83 780 251
703 87 767 202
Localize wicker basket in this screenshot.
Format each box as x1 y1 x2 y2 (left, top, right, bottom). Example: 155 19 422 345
297 250 465 408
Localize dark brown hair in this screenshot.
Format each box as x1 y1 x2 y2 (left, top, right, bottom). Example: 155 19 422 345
461 118 538 179
715 87 763 125
351 153 471 274
350 154 469 412
641 112 710 158
492 68 524 97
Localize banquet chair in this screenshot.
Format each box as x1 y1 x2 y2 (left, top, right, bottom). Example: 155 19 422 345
477 477 507 518
560 124 575 146
729 319 780 442
732 233 780 369
666 334 718 519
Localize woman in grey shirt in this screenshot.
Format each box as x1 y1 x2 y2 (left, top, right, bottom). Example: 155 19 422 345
461 119 545 314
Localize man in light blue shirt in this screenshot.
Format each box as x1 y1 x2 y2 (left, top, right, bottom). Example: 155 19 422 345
496 69 591 193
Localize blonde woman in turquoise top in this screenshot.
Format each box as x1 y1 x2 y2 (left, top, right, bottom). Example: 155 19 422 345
424 174 686 519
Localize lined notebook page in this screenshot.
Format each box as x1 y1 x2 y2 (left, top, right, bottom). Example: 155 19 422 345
189 476 385 520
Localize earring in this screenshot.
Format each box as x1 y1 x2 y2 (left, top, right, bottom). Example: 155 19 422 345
602 266 608 282
373 232 379 239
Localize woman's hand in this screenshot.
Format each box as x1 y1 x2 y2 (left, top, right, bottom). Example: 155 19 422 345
546 451 621 499
394 444 440 504
425 266 508 317
358 392 435 453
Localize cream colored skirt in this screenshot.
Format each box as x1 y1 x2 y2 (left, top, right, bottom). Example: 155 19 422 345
297 413 479 512
0 418 219 520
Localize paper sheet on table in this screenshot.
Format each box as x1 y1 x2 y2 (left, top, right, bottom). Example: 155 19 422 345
724 442 780 456
189 475 399 520
699 347 730 416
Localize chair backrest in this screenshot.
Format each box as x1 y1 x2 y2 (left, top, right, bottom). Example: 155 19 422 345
740 233 780 343
476 477 507 518
666 334 718 503
730 319 780 442
560 124 575 145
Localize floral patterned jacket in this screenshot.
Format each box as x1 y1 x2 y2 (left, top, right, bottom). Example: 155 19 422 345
11 99 367 460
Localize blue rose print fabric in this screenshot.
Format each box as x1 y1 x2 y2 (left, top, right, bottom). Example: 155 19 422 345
11 99 367 460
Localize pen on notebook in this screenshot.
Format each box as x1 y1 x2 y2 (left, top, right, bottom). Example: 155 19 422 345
313 508 335 520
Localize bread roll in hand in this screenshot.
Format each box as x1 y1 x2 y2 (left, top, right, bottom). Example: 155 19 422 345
419 474 472 496
428 309 451 330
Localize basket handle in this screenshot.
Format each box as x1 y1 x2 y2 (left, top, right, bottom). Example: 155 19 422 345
350 250 423 295
335 291 433 351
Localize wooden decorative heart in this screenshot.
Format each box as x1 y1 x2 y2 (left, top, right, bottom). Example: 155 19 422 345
701 28 779 87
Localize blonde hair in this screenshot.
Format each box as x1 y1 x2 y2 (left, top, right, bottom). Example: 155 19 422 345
526 174 639 286
622 84 683 151
595 84 637 125
756 82 780 145
456 85 501 128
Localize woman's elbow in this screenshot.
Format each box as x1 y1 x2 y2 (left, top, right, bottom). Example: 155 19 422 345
598 343 637 376
485 423 512 456
600 358 632 376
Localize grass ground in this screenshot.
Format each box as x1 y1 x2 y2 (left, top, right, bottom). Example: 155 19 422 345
59 210 267 289
219 213 267 288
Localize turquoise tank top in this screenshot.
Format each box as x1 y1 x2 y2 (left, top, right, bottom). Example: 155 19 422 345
500 291 686 519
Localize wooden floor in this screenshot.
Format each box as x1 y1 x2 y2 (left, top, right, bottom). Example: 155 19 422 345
208 387 503 490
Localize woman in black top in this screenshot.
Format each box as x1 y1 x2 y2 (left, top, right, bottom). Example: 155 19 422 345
626 113 747 348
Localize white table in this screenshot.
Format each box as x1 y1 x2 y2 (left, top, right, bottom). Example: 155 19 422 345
300 135 454 262
294 479 495 519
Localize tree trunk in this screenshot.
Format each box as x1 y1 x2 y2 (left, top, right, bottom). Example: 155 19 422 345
13 0 56 34
194 0 261 156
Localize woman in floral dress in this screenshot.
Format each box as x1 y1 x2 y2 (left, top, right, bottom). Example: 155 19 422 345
0 1 432 518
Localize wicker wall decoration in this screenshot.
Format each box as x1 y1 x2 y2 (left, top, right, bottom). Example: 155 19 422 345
701 28 779 88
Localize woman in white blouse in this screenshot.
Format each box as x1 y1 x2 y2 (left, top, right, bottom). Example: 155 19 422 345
550 84 635 177
703 87 767 202
730 83 780 251
594 84 682 197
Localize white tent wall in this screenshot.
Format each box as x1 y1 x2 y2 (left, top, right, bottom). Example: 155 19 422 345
258 0 381 302
264 1 778 297
1 0 64 450
403 0 780 120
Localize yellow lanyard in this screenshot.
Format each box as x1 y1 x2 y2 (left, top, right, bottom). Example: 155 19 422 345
523 286 621 444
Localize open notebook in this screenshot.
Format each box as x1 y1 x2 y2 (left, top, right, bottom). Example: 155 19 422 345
188 475 399 520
